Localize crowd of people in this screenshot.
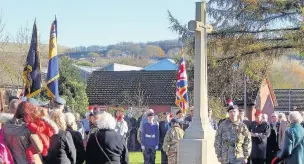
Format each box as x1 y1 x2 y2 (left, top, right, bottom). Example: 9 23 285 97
215 103 304 164
1 95 304 164
0 96 130 164
0 96 220 164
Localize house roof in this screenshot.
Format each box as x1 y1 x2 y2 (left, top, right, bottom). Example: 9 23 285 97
86 70 177 105
274 89 304 111
144 58 177 71
86 69 270 107
98 63 143 71
73 64 102 73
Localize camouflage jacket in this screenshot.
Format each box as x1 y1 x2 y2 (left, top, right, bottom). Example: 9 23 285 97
162 125 184 153
214 119 251 164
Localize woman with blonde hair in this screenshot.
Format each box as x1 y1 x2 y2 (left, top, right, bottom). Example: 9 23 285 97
45 112 76 164
64 112 85 164
271 111 304 164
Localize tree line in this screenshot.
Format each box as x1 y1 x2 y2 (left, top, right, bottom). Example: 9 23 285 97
67 40 183 58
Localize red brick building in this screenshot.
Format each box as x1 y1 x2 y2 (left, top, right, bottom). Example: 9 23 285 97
86 70 178 115
86 70 277 120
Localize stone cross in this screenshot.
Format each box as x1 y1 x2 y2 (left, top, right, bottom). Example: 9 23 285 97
178 1 219 164
185 0 213 139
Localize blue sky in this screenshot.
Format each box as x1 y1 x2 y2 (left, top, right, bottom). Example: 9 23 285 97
1 0 199 47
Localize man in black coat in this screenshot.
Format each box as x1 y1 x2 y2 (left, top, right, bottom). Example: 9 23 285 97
266 113 279 164
159 112 171 164
125 113 137 151
250 111 271 164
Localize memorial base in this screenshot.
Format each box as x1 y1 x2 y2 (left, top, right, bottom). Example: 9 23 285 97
178 129 219 164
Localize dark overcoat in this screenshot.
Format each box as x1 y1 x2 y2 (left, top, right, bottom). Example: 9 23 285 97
250 121 270 159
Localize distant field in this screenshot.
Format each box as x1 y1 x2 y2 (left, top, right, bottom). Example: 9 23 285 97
129 151 161 164
0 42 69 86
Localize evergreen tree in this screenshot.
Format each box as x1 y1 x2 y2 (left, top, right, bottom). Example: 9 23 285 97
167 0 304 108
58 57 88 115
35 57 88 115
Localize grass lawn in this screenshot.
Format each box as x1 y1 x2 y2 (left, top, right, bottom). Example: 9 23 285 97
129 151 161 164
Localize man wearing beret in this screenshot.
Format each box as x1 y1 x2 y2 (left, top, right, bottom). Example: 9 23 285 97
214 104 252 164
52 97 66 112
141 112 159 164
250 110 271 164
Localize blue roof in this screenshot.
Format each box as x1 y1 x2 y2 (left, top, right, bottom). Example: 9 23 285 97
144 59 177 71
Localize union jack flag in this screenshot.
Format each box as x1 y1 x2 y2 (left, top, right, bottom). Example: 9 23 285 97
175 56 189 112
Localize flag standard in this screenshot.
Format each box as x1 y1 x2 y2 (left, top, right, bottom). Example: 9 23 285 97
23 21 42 98
46 18 59 99
175 56 189 111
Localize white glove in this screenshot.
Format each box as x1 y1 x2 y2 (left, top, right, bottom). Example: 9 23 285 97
141 145 145 150
155 145 159 150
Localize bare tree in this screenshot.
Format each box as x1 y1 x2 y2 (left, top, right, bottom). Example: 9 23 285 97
0 13 9 52
14 23 31 86
0 14 13 85
121 83 150 117
122 90 135 106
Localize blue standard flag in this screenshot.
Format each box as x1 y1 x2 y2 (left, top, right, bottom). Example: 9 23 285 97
46 18 59 99
23 21 42 98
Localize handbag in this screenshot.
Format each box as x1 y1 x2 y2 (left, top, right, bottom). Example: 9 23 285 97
95 130 113 164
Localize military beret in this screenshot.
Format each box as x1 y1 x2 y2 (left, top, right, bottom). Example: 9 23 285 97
176 110 182 115
147 113 155 117
27 98 42 107
227 105 239 112
54 97 66 105
89 112 94 117
254 110 262 117
170 118 177 124
93 110 104 116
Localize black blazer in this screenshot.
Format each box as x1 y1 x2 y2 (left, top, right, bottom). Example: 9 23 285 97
67 127 85 164
46 130 77 164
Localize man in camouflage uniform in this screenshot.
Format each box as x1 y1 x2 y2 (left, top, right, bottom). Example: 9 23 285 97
214 104 252 164
162 118 184 164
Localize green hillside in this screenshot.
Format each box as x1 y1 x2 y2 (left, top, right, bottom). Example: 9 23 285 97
0 42 69 86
